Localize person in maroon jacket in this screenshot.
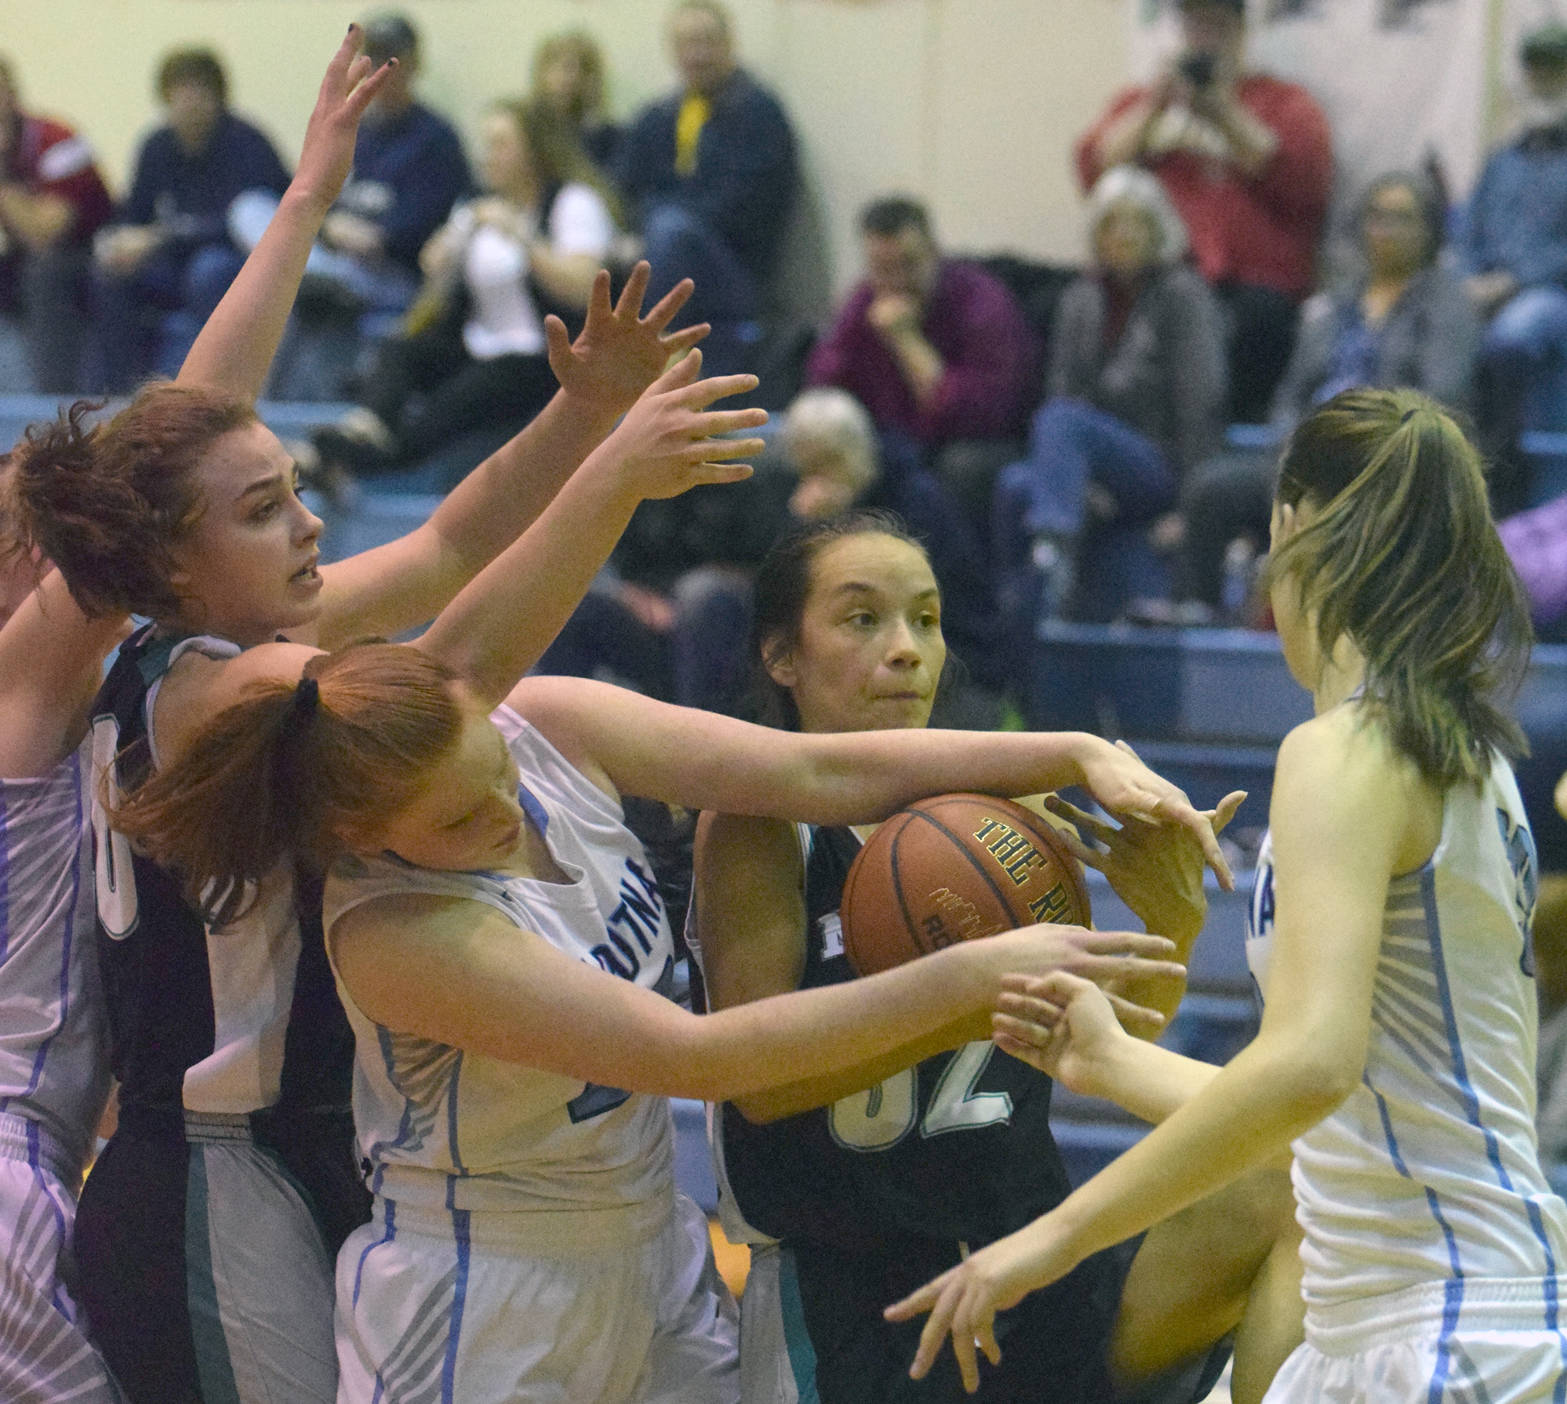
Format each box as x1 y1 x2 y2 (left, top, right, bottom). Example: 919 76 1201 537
805 195 1035 519
1076 0 1332 422
0 55 112 392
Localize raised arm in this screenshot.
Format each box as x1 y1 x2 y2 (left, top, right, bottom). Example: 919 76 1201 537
0 568 127 778
312 264 712 648
176 27 392 400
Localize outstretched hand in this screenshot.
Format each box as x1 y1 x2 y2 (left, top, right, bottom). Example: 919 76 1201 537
294 26 396 211
1043 787 1244 941
546 263 711 415
1075 739 1236 891
596 349 768 501
884 1213 1081 1394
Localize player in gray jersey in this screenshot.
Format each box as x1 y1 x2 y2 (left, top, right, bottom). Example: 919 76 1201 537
892 390 1566 1404
0 33 408 1402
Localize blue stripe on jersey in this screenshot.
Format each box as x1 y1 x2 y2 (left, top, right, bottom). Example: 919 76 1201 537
441 1208 472 1404
1420 871 1515 1194
446 1051 465 1175
1369 1076 1414 1180
0 779 11 963
370 1025 419 1197
26 1120 70 1316
353 1199 397 1310
19 753 84 1104
1424 1188 1464 1404
518 783 548 836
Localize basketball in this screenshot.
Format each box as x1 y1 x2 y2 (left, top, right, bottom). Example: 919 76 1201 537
839 793 1092 978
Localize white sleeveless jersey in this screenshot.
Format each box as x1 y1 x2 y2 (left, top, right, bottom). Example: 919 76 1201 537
322 706 675 1247
0 738 110 1171
1246 749 1567 1313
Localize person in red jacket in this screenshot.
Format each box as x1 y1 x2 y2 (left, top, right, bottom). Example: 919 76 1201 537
1076 0 1332 423
0 56 112 392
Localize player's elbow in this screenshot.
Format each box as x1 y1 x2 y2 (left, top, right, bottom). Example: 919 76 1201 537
1277 1042 1362 1123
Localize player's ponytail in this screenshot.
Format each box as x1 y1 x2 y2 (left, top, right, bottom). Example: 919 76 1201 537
1269 388 1531 788
110 643 465 926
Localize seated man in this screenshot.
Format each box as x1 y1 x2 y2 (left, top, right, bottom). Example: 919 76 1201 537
90 46 288 391
614 0 797 360
0 55 111 392
1076 0 1332 423
230 11 470 331
804 195 1035 518
1464 21 1567 510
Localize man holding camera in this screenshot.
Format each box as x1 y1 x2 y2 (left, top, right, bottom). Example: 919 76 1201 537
1076 0 1332 422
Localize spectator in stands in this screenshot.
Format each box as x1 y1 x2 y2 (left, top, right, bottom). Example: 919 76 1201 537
90 46 289 391
229 12 470 331
530 30 619 171
1076 0 1332 423
993 166 1225 629
614 0 797 358
1464 21 1567 510
310 99 618 484
805 195 1035 519
1171 169 1477 622
0 56 111 392
781 386 1001 691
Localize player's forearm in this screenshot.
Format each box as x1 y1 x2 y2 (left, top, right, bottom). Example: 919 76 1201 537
425 389 623 576
797 729 1097 826
176 186 330 399
1083 1032 1219 1124
1047 1035 1346 1267
684 946 995 1101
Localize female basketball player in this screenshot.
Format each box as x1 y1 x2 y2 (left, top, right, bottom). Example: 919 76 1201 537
692 510 1306 1403
9 34 762 1404
0 29 400 1401
889 389 1567 1402
97 558 1230 1397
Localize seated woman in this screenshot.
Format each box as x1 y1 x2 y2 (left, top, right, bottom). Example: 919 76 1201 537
992 165 1226 625
313 98 622 481
530 29 620 171
1172 169 1479 621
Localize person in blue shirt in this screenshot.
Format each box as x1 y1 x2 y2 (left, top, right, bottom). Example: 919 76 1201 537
229 11 471 331
1465 22 1567 508
90 46 289 391
614 0 797 365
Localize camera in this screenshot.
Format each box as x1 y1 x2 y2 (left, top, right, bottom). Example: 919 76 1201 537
1178 51 1217 87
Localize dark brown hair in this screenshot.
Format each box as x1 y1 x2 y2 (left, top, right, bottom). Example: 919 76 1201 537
110 643 466 926
530 30 606 124
749 509 938 731
1269 388 1531 787
157 47 228 104
11 385 257 619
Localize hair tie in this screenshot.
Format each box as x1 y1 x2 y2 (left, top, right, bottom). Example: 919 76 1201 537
293 675 320 719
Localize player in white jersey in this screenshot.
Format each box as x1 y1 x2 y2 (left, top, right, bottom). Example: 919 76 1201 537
889 387 1567 1404
104 501 1235 1397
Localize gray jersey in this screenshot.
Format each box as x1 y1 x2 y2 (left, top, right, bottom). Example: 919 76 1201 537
0 739 110 1173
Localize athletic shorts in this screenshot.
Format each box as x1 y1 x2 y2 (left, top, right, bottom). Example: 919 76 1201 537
0 1112 124 1403
1266 1278 1567 1402
337 1189 739 1403
74 1108 348 1403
